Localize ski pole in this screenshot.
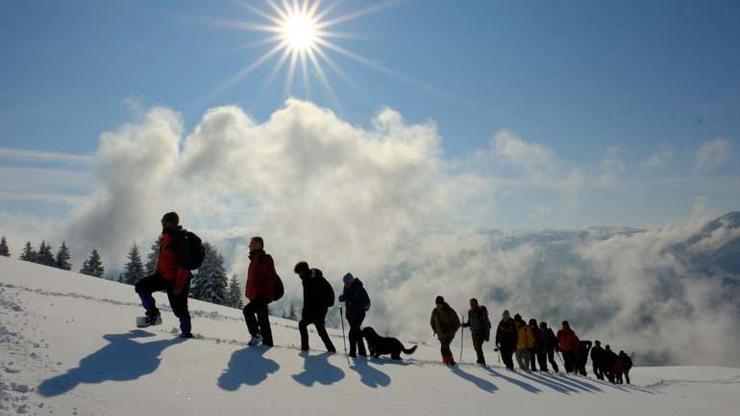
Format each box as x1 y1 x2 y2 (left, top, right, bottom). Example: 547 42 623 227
459 312 464 363
339 306 348 355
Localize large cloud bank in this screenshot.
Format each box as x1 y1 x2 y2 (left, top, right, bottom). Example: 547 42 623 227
40 100 740 366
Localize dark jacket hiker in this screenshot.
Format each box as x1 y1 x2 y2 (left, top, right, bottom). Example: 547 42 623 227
430 296 460 366
462 299 491 365
495 310 517 370
339 273 369 357
294 262 336 352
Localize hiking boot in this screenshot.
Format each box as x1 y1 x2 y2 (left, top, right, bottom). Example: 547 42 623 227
179 332 194 339
248 334 263 346
136 310 162 328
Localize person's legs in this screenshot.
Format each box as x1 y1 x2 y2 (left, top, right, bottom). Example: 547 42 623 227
255 300 273 346
503 346 515 370
624 369 631 384
515 349 525 369
298 318 310 350
530 349 537 371
135 274 168 315
547 349 559 372
313 309 335 352
242 302 259 337
537 350 548 371
563 351 574 373
440 336 454 364
472 333 485 364
167 287 191 335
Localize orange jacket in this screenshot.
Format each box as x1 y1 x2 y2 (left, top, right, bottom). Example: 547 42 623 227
156 231 190 295
516 322 535 349
245 250 277 302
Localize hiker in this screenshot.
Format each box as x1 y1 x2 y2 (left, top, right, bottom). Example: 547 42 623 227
556 320 580 374
294 261 336 353
602 345 619 383
577 340 592 376
618 350 633 384
461 298 491 366
530 319 546 371
338 273 370 358
591 340 605 380
495 310 517 370
135 212 195 338
539 321 559 372
514 314 534 370
430 296 460 366
243 236 279 347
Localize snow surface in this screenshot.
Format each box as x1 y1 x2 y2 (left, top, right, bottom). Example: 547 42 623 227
1 257 738 416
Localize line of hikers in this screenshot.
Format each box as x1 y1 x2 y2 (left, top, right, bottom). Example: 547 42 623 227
134 212 632 384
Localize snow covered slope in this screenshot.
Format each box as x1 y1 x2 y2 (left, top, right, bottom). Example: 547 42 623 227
1 257 738 416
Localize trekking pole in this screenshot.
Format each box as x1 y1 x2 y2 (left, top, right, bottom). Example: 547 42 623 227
459 312 464 363
339 306 348 355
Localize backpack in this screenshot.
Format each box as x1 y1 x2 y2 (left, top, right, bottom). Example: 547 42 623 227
358 287 371 312
179 230 205 270
272 275 284 302
320 276 335 308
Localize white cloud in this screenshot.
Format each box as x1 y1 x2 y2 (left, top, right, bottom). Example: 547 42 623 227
694 138 732 174
0 147 92 164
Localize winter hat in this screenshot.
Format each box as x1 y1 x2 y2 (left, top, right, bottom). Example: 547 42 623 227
342 273 354 285
503 310 510 319
435 295 445 305
162 211 179 225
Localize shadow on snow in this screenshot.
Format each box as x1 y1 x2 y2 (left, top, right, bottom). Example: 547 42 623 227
292 351 345 386
218 346 280 390
38 330 185 397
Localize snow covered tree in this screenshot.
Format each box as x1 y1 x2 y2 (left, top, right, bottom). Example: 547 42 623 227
226 274 244 309
19 242 36 262
36 241 56 266
0 236 10 257
120 243 145 285
144 237 160 276
80 249 105 277
191 242 228 305
54 242 72 270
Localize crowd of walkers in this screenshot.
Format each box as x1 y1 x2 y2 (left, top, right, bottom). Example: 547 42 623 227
134 212 633 385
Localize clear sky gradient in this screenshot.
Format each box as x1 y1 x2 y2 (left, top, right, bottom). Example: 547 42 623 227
1 0 738 229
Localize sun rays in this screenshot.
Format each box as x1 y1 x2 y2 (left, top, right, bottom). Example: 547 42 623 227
207 0 405 107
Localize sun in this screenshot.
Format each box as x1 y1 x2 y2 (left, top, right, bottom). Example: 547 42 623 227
207 0 407 106
281 13 318 52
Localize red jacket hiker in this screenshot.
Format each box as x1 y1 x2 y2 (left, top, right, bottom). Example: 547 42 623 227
156 230 190 295
245 249 278 302
556 327 580 352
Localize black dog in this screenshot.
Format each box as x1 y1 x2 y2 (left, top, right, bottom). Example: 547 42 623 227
361 327 417 360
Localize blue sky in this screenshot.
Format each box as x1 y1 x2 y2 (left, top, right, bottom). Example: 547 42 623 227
0 0 739 232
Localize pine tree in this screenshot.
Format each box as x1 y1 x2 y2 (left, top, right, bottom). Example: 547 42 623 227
191 242 228 305
226 274 244 309
54 242 72 270
0 236 10 257
36 241 56 266
144 237 160 276
19 242 36 262
80 249 105 277
121 244 145 285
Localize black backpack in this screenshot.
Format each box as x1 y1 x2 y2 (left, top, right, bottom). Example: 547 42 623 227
273 275 284 302
179 230 205 270
320 276 335 308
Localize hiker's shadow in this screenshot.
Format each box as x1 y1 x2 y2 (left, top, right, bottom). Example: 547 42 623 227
218 347 280 390
484 367 542 393
38 330 184 397
292 352 345 387
450 365 498 393
350 358 391 388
